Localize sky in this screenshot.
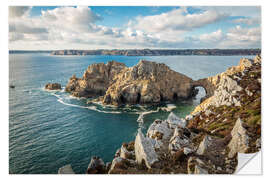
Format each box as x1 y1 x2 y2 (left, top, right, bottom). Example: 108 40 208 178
8 6 261 50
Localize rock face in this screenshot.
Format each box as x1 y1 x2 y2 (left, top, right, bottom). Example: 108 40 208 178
66 61 126 98
103 60 195 105
66 60 196 105
45 83 61 90
134 129 159 169
58 164 75 174
87 156 106 174
228 118 250 158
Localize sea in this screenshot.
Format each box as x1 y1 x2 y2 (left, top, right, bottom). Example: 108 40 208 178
9 54 254 174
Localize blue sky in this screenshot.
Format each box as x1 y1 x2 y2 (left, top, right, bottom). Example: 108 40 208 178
9 6 261 50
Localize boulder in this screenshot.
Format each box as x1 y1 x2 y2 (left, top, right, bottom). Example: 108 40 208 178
45 83 61 90
108 157 136 174
228 118 250 158
196 135 214 155
120 143 135 160
147 119 173 141
169 127 192 154
187 157 208 174
135 130 159 169
86 156 106 174
58 164 75 174
167 112 187 128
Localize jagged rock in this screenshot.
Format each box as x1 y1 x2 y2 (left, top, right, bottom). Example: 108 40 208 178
184 147 194 155
120 143 135 160
228 118 250 158
87 156 106 174
169 127 192 154
196 135 214 155
194 165 208 174
65 61 126 98
256 138 261 149
114 148 121 158
167 112 187 128
103 60 195 105
108 157 136 174
135 129 159 169
147 119 173 141
58 164 75 174
254 54 261 64
45 83 61 90
187 157 208 174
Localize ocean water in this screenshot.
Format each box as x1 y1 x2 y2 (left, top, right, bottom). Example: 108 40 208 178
9 54 253 174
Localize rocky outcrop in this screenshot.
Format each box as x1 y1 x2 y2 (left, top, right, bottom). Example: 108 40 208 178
134 130 159 169
228 118 250 158
103 60 195 105
58 164 75 174
66 60 196 105
86 156 106 174
65 61 126 98
45 83 61 90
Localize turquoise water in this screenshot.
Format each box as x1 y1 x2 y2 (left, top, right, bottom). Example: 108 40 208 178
9 54 253 174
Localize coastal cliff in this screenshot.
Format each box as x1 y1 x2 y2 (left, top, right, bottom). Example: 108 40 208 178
65 60 197 106
59 55 261 174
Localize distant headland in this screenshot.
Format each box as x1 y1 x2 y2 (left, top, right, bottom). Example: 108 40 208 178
9 49 261 56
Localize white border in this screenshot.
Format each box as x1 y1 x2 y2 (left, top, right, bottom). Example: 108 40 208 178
2 0 270 179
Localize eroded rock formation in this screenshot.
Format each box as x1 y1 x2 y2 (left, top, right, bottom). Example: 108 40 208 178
65 60 197 105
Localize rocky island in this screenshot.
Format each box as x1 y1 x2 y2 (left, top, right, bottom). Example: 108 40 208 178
56 55 261 174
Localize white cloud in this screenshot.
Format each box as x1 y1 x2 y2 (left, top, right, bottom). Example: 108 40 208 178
199 29 224 42
8 6 261 50
130 7 228 33
9 6 31 18
233 17 261 25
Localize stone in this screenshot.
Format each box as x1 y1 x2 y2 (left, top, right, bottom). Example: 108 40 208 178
87 156 106 174
228 118 250 158
194 165 208 174
58 164 75 174
169 127 192 153
183 147 194 155
196 135 213 155
187 157 208 174
108 157 136 173
147 119 172 141
167 112 187 128
135 129 159 169
45 83 61 90
120 144 135 160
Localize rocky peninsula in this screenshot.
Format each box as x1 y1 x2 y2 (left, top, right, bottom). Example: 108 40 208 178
57 55 261 174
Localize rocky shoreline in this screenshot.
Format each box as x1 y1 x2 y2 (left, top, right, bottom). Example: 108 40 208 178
55 55 261 174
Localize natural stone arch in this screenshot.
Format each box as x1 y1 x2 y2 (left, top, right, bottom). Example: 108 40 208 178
191 78 216 102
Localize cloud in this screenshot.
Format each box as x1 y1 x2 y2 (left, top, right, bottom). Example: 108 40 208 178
8 6 261 50
199 29 225 42
9 22 48 34
9 6 31 18
233 17 260 25
130 7 228 33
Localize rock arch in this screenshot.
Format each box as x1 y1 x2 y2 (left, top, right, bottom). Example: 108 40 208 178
192 78 216 102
